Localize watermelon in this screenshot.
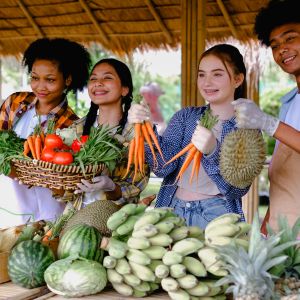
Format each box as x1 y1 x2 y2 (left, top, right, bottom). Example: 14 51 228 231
57 224 104 262
8 240 55 289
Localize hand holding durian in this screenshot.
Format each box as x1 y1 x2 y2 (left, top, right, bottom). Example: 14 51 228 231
232 98 280 136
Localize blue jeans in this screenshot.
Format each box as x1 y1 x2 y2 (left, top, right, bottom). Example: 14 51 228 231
170 196 228 229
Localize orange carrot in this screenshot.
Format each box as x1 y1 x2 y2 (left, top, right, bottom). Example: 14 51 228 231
133 149 139 184
42 228 52 242
35 135 42 160
141 123 158 167
175 146 198 182
164 143 194 167
134 123 141 161
189 150 202 184
194 151 203 183
27 135 37 159
123 138 136 179
40 130 45 145
138 135 145 176
144 121 165 162
23 140 30 157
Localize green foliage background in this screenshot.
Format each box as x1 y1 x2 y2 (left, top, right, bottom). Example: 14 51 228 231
259 58 295 155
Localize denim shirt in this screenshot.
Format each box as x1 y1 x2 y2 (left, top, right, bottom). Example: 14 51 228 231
144 105 250 220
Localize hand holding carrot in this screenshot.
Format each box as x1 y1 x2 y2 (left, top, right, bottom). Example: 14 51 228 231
124 95 165 182
164 108 218 183
128 99 151 124
191 125 217 155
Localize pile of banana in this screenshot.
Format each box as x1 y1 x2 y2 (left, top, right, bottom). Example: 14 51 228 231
102 204 251 300
204 213 251 249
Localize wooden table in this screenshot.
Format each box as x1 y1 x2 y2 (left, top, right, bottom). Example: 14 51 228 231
0 282 169 300
0 282 49 300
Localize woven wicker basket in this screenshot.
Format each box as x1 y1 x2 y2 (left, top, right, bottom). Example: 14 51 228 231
11 159 105 191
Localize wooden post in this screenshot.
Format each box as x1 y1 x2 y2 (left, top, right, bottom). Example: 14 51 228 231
0 59 2 102
181 0 206 107
242 41 261 223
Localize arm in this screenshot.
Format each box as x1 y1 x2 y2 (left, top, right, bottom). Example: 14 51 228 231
0 93 14 130
232 98 300 153
273 122 300 154
111 161 150 203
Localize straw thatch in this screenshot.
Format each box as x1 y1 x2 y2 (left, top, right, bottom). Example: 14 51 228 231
0 0 269 56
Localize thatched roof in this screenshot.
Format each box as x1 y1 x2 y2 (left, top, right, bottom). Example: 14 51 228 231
0 0 269 56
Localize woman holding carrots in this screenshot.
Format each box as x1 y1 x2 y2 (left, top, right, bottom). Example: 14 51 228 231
0 38 91 228
73 58 150 207
128 44 251 229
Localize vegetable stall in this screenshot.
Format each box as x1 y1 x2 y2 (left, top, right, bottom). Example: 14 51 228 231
1 118 300 300
1 203 300 299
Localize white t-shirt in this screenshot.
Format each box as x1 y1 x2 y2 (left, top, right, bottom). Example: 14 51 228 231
284 93 300 130
0 107 65 229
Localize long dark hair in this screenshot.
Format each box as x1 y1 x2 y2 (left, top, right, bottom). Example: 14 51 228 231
83 58 133 135
199 44 247 99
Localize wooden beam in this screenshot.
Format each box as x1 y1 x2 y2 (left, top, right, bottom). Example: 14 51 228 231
144 0 173 44
216 0 238 38
78 0 109 44
16 0 44 38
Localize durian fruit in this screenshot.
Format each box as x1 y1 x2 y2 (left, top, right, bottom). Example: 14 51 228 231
61 200 120 237
220 129 266 188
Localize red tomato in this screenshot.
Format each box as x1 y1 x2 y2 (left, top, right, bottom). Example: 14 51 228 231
80 135 89 143
44 134 63 149
71 139 81 153
71 135 89 153
52 152 74 165
41 148 56 163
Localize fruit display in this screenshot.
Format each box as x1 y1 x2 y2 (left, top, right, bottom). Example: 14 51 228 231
100 204 246 299
3 204 300 299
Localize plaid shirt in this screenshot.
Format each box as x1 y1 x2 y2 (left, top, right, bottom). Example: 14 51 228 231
72 118 149 205
145 105 249 220
0 92 79 131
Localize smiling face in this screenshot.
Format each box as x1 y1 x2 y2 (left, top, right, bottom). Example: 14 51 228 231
270 23 300 78
30 59 69 109
197 54 243 106
87 62 129 108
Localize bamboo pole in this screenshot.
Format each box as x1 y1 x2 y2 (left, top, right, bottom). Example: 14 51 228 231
181 0 206 107
242 41 261 223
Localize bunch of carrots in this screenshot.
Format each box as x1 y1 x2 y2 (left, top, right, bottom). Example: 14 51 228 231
23 118 56 161
124 95 165 183
164 108 218 183
23 127 45 160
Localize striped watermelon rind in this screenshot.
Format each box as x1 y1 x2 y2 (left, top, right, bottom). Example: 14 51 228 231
57 224 103 262
8 240 55 289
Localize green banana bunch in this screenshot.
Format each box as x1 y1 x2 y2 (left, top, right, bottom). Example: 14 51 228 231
204 213 251 250
105 204 231 299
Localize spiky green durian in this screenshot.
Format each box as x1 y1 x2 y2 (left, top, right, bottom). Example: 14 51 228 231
220 129 266 188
